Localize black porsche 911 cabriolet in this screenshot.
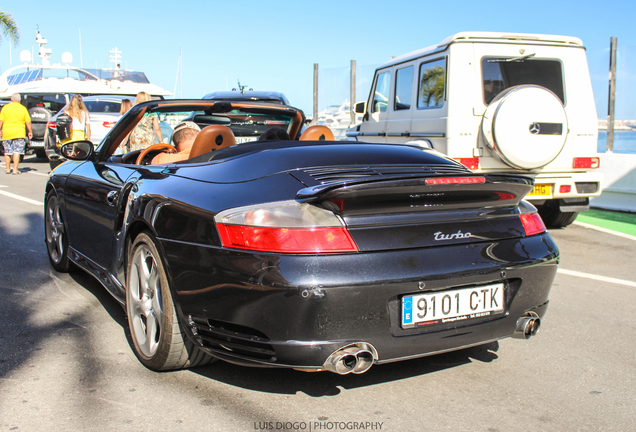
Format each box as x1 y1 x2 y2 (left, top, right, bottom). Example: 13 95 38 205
44 99 558 375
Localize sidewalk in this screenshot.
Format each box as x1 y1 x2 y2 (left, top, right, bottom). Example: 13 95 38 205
577 208 636 237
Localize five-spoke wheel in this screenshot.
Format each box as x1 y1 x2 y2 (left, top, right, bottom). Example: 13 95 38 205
45 191 72 272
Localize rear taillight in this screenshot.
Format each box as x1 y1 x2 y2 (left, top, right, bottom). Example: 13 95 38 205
520 213 547 236
47 121 56 129
102 121 116 128
214 201 358 253
573 157 600 169
426 176 486 185
455 157 480 170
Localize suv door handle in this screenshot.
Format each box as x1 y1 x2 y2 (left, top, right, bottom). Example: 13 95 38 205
106 191 119 206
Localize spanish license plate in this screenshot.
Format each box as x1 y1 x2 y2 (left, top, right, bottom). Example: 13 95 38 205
30 140 44 148
402 283 504 328
528 184 552 197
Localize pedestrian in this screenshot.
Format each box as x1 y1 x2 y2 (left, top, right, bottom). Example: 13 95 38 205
124 91 162 152
120 98 133 115
0 93 33 175
62 95 91 143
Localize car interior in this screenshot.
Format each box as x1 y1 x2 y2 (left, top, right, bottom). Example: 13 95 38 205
104 101 339 166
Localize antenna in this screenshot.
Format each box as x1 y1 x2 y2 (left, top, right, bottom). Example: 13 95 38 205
79 29 83 68
173 47 182 99
108 47 121 69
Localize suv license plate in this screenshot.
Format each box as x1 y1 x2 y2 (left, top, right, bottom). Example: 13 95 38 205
30 140 44 147
402 283 504 328
528 184 552 197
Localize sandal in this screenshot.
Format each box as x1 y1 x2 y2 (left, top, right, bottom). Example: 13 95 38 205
12 171 21 175
5 170 10 174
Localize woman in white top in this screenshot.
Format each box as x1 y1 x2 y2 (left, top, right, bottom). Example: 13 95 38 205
64 94 91 143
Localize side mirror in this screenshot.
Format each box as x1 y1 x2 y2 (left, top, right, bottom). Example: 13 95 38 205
60 140 94 160
354 101 366 114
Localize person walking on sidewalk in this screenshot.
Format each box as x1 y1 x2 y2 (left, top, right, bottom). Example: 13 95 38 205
0 93 32 175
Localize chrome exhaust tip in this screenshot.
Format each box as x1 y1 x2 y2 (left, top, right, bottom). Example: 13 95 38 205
513 312 541 339
323 343 378 375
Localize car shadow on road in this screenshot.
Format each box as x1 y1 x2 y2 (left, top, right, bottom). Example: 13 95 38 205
190 342 499 397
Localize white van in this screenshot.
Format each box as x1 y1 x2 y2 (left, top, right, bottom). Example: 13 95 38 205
347 32 602 227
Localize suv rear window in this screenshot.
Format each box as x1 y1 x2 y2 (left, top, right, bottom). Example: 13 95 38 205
482 58 565 105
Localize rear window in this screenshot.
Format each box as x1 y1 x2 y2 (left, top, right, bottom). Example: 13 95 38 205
482 57 565 105
84 101 121 113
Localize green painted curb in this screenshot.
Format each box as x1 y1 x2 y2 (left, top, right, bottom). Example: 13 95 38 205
576 209 636 236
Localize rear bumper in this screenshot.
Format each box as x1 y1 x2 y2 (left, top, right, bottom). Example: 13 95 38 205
526 171 603 200
161 233 559 369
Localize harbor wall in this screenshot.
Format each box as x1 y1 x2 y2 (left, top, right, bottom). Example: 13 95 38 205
591 153 636 213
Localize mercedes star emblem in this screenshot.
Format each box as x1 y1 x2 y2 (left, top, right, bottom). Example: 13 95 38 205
529 123 541 135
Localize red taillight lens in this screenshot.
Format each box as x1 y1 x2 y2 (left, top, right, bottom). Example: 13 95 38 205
426 176 486 185
520 213 547 236
455 157 480 170
216 225 358 253
214 200 358 253
573 157 600 169
559 185 571 194
102 121 116 128
47 121 57 128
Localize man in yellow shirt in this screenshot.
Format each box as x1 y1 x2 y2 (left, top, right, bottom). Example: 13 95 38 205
0 93 33 174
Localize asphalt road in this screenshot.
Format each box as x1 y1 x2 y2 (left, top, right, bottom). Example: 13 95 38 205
1 156 635 432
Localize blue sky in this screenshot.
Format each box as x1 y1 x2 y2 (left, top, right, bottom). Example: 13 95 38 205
1 0 635 118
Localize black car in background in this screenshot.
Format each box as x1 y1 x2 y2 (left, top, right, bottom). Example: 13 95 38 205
203 90 290 105
44 99 558 375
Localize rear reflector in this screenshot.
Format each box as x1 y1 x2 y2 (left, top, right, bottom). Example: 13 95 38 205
519 213 547 236
573 157 600 169
216 225 358 253
102 121 117 128
47 121 56 128
455 157 480 170
426 176 486 185
559 185 571 194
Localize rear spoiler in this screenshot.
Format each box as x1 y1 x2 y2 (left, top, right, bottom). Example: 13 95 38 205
296 173 534 206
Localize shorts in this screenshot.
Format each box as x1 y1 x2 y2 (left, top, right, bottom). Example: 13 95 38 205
2 138 26 155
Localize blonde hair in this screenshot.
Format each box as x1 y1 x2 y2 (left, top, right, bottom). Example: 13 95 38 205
67 94 88 120
120 99 133 115
134 91 151 105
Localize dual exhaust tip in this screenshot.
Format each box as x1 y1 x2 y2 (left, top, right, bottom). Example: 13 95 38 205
323 314 540 375
513 312 541 339
323 343 378 375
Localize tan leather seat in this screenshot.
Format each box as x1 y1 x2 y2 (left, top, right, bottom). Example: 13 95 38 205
299 125 335 141
189 125 237 159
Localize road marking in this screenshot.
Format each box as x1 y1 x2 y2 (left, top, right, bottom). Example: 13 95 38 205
26 171 50 177
558 268 636 288
0 189 43 206
573 221 636 242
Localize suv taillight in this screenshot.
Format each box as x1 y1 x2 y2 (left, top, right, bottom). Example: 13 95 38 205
47 121 56 128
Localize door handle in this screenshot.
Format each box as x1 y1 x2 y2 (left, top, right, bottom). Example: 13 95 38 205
106 191 119 206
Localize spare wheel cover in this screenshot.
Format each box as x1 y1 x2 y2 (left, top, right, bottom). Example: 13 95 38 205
481 85 568 169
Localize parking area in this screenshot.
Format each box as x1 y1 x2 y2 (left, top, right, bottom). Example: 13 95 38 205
0 157 635 432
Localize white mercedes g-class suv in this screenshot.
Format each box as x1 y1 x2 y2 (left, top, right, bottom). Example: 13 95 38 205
348 32 602 228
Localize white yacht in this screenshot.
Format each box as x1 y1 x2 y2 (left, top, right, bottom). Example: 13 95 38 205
0 31 171 157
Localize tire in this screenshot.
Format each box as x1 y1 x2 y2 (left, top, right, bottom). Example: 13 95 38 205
126 232 214 371
35 148 47 159
44 190 73 272
538 201 578 228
